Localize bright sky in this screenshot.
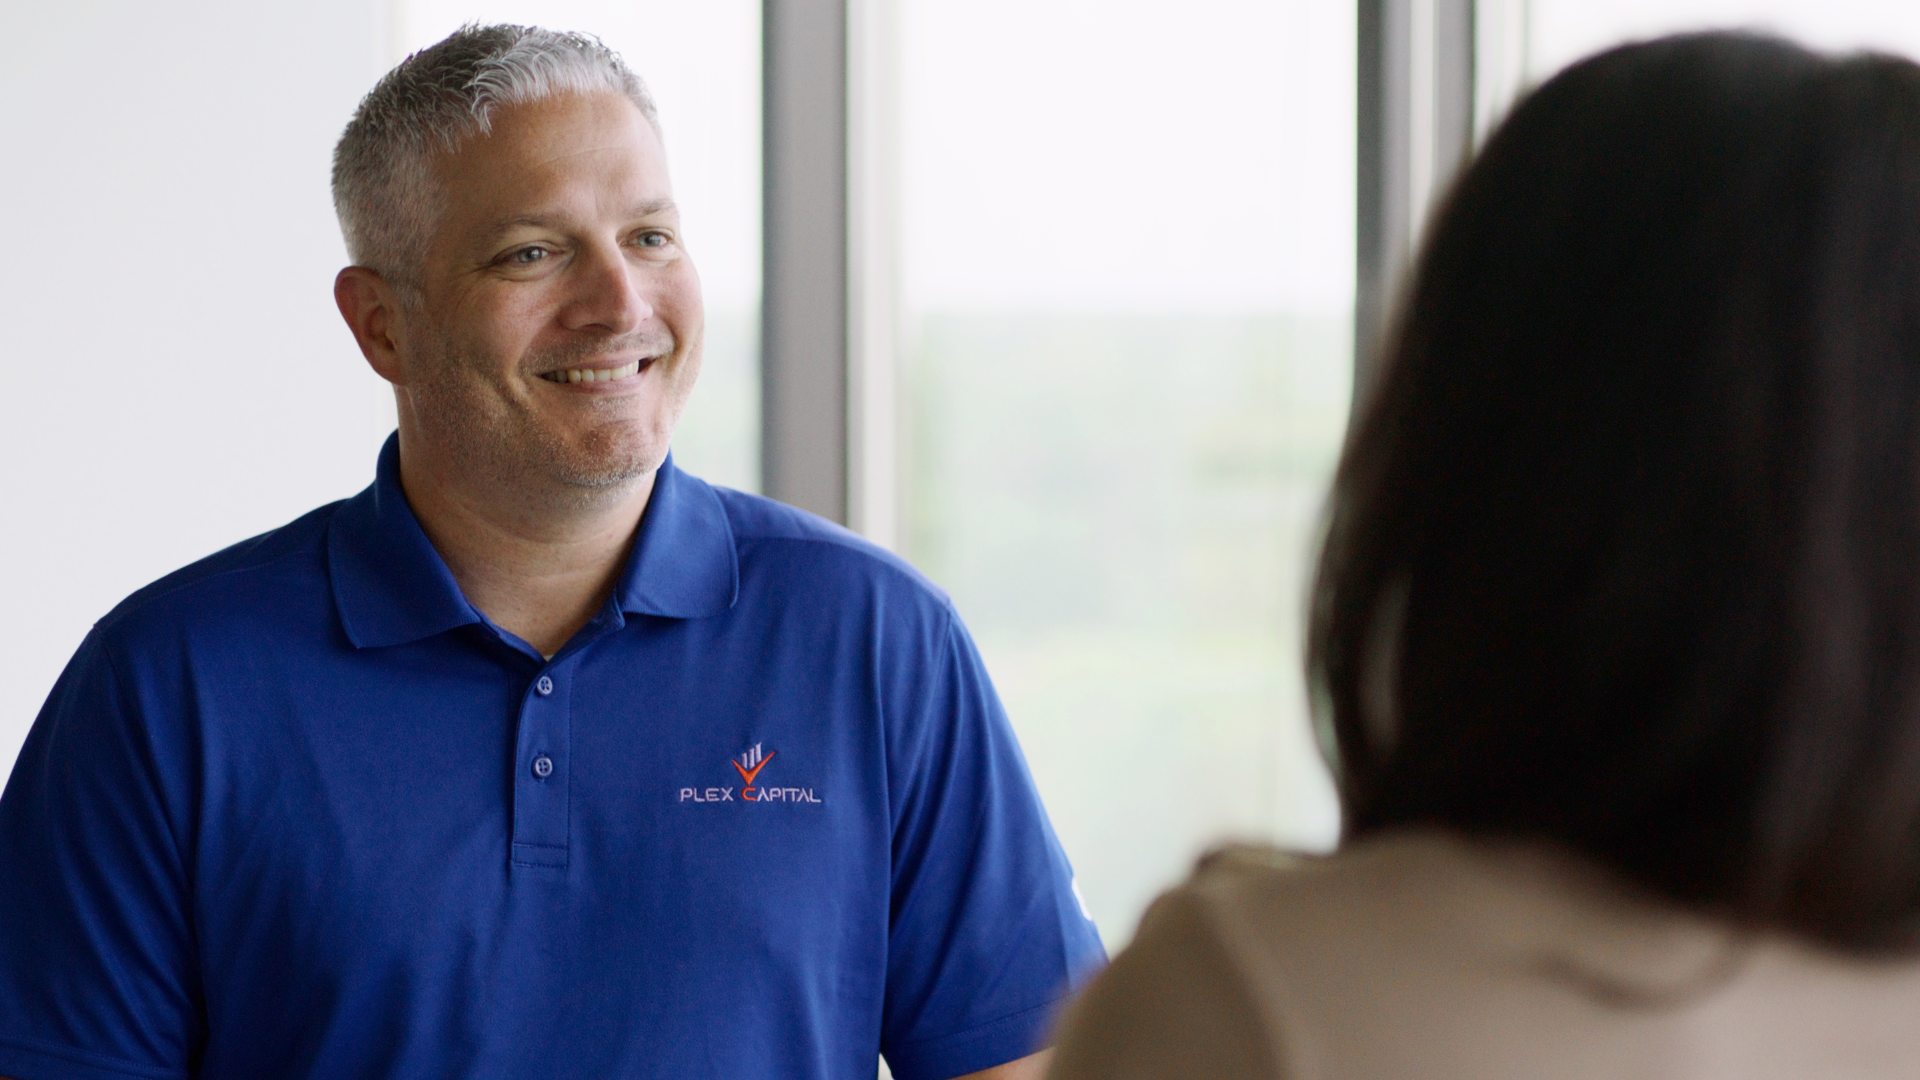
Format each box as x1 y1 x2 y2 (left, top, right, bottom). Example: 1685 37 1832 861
901 0 1357 314
1531 0 1920 82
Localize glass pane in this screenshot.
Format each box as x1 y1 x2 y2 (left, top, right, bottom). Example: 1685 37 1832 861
1528 0 1920 88
396 0 762 492
899 0 1353 947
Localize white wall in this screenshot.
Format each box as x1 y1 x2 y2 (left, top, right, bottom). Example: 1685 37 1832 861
0 1 392 775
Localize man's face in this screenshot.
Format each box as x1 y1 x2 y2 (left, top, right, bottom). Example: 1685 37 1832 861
397 89 703 495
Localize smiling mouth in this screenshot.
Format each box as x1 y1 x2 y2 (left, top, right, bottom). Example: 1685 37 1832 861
540 358 648 384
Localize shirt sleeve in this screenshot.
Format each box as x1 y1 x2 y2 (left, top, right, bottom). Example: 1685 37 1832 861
1048 887 1287 1080
0 629 201 1080
878 610 1106 1080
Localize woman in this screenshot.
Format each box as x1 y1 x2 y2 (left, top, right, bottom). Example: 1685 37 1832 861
1050 33 1920 1079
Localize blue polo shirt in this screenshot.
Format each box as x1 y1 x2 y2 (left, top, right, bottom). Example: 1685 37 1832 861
0 437 1104 1080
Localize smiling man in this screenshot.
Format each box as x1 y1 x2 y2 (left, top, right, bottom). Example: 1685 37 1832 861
0 26 1102 1080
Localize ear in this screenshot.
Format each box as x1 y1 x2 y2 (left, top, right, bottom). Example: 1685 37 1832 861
334 266 411 385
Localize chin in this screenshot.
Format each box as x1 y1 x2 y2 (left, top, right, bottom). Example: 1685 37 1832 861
546 429 670 491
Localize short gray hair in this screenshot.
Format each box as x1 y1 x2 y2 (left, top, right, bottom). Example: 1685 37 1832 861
331 24 658 293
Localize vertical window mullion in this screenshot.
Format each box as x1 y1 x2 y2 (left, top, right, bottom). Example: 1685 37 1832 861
762 0 852 524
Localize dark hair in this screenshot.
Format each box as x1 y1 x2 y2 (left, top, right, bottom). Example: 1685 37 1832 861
1310 32 1920 951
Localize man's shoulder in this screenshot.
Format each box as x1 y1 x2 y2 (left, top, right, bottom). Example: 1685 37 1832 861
95 500 346 644
704 482 952 608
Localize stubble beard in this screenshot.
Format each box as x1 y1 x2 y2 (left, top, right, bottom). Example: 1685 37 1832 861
411 325 689 510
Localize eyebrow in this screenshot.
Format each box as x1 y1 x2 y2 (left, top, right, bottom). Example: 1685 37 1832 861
480 199 679 243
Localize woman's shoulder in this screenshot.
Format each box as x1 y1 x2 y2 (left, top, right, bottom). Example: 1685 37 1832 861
1055 828 1920 1080
1172 828 1760 1022
1047 850 1293 1080
1169 829 1531 970
1047 834 1463 1080
1047 833 1455 1080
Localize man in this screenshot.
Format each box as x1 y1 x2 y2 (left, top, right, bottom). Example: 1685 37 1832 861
0 26 1102 1080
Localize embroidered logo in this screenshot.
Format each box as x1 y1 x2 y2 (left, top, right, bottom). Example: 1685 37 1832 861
732 742 775 787
678 742 822 805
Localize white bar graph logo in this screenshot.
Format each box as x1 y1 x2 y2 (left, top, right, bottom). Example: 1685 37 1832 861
737 743 770 774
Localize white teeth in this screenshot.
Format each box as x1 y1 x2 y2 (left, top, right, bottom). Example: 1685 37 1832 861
545 359 646 384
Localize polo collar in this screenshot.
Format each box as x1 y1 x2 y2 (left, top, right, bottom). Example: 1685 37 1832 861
328 434 739 650
612 447 740 621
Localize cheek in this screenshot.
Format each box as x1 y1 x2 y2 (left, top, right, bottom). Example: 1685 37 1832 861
450 296 546 368
658 269 704 334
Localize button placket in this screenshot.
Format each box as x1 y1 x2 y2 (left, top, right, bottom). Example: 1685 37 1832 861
511 664 572 868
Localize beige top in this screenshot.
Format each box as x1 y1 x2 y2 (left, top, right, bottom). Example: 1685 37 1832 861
1048 830 1920 1080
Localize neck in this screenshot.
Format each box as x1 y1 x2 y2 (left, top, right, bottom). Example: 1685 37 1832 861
395 433 656 658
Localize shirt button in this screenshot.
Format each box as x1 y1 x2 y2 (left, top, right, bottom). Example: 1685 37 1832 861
532 755 554 779
535 676 554 696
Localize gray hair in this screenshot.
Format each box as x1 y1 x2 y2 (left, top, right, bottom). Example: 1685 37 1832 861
331 24 658 294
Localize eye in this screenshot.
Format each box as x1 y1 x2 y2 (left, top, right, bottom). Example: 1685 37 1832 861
635 230 671 249
507 246 550 265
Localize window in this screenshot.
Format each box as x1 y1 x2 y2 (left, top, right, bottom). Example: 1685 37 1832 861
896 0 1354 947
1498 0 1920 123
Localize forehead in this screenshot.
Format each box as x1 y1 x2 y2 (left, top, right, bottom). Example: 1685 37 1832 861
432 91 671 227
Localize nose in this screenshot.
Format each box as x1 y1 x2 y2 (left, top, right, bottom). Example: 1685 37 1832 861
559 242 654 335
